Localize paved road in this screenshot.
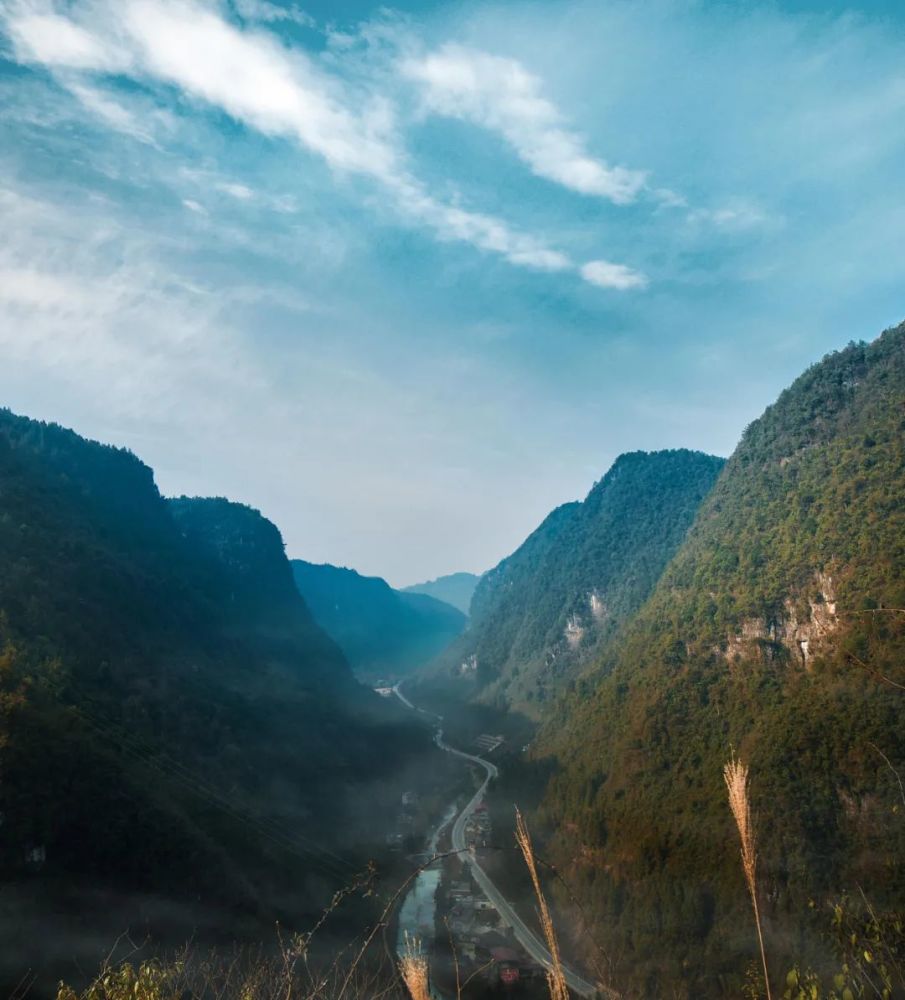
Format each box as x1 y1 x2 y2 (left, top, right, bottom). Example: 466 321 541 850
392 683 608 999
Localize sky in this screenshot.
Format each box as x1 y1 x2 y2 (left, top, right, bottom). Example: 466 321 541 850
0 0 903 587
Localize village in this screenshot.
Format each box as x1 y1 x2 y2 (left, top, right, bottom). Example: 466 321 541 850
391 728 555 998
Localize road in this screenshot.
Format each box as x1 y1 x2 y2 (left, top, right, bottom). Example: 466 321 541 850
392 683 608 999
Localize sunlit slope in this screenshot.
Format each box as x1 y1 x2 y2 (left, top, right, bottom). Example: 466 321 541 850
537 322 905 994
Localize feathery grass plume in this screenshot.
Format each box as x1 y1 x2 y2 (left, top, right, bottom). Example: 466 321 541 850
515 807 570 1000
724 753 772 1000
398 932 430 1000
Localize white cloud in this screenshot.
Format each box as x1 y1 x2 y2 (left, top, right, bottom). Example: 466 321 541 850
686 199 780 233
402 44 647 205
580 259 648 290
216 181 255 200
6 10 130 70
67 82 158 143
0 184 258 421
2 0 645 287
0 266 95 312
653 187 687 210
231 0 315 29
182 197 206 213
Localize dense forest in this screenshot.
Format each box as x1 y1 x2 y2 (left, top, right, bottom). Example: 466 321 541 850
423 450 724 715
291 560 466 679
0 411 434 992
532 323 905 996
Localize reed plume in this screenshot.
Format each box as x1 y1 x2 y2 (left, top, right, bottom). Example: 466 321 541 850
515 808 570 1000
398 933 430 1000
724 754 772 1000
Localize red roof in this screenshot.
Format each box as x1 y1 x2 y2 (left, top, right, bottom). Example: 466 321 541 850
490 947 520 962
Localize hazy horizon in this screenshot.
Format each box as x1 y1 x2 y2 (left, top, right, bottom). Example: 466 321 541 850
2 0 904 585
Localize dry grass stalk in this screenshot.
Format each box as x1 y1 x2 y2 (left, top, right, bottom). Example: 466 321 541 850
724 754 772 1000
398 933 430 1000
515 808 570 1000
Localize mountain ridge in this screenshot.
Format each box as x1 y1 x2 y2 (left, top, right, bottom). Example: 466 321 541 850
424 448 726 715
291 559 466 679
402 572 481 615
0 407 429 990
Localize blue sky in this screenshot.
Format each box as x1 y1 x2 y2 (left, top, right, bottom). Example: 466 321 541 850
0 0 903 585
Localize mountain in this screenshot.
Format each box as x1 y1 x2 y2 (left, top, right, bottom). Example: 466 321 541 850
402 572 480 615
427 450 725 715
0 409 429 986
291 560 466 679
534 324 905 995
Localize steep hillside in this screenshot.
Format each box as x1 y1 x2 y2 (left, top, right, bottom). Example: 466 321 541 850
402 572 480 615
431 450 724 714
0 410 428 959
536 324 905 996
291 560 465 678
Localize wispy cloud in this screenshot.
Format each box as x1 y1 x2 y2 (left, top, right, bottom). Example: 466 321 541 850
67 82 158 144
5 10 132 71
2 0 646 289
401 43 647 205
686 198 781 233
216 180 255 200
580 259 649 290
0 184 256 420
231 0 315 29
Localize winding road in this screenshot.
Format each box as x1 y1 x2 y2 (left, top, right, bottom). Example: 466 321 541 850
392 683 607 998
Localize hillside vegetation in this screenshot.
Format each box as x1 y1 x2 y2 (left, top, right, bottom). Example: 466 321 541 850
429 450 724 715
535 324 905 996
0 411 429 990
291 560 466 678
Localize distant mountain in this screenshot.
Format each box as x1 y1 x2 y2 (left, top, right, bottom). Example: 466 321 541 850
403 572 480 615
0 409 427 978
536 324 905 995
291 560 466 678
430 450 724 714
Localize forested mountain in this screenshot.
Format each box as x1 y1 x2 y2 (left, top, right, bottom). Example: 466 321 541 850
534 324 905 996
427 450 724 714
291 560 466 678
402 572 480 615
0 410 429 987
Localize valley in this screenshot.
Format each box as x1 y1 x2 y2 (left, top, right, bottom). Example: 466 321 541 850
2 322 904 1000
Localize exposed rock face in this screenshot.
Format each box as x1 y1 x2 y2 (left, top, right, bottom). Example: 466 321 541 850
564 614 585 648
460 653 478 675
588 591 608 622
724 574 840 667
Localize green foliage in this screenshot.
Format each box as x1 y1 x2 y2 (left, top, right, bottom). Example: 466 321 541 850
782 895 905 999
534 323 905 996
57 961 183 1000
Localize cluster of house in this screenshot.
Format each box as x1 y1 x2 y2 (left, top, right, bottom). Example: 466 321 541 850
444 870 543 989
462 801 492 850
473 733 505 754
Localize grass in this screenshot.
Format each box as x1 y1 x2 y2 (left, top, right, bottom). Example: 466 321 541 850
515 807 571 1000
724 753 772 1000
397 934 430 1000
